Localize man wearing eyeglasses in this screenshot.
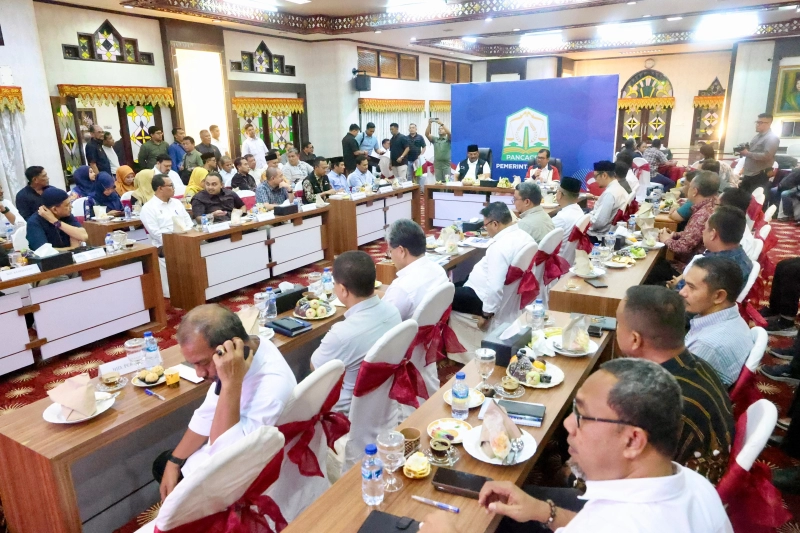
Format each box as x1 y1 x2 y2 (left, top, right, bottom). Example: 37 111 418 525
738 113 779 199
420 358 732 533
139 174 193 252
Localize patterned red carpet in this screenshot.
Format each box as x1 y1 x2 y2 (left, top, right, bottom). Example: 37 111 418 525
0 216 799 532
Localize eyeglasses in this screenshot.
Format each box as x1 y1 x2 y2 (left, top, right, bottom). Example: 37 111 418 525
572 399 636 429
755 120 771 125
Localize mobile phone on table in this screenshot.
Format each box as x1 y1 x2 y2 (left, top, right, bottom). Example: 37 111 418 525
585 279 608 289
214 345 251 395
432 467 491 499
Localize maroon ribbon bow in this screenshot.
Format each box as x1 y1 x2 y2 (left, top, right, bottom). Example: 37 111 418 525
611 200 639 225
717 412 792 532
611 208 626 226
738 300 767 329
729 367 762 422
353 352 428 409
405 306 466 367
505 258 540 309
155 450 288 533
567 225 593 255
533 243 570 287
276 376 350 478
632 161 650 177
746 196 764 224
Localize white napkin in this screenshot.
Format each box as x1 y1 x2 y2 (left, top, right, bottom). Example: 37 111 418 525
315 196 327 207
469 216 482 223
281 200 291 206
636 202 653 217
231 209 243 225
92 205 107 218
279 281 295 292
499 321 521 340
574 250 592 276
236 305 260 335
13 228 29 252
172 216 190 233
511 176 521 186
47 374 96 420
543 194 556 204
637 215 655 230
34 243 58 258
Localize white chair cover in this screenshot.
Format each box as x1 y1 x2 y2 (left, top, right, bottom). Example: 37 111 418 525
560 213 591 266
625 190 637 208
267 360 346 523
532 228 565 310
343 320 418 473
138 426 285 532
632 157 651 201
764 204 776 223
744 327 768 374
737 262 761 303
120 191 134 202
237 190 256 198
735 399 778 471
746 188 765 230
758 223 772 242
746 239 764 264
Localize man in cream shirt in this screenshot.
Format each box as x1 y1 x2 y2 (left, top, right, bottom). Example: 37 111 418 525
241 123 268 169
139 174 193 249
588 161 629 239
552 177 585 265
384 218 449 320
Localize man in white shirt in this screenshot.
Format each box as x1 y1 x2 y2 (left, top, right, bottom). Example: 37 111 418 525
245 154 265 184
552 177 585 265
421 358 732 533
209 124 229 158
283 148 313 186
588 161 628 238
153 154 185 197
348 155 376 189
311 251 401 416
0 183 22 226
452 202 535 324
155 304 296 501
384 218 449 320
218 156 237 187
453 144 490 182
139 174 193 249
102 132 120 174
241 123 269 169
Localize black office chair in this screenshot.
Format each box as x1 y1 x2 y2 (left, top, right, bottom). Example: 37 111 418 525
550 157 563 177
478 147 493 169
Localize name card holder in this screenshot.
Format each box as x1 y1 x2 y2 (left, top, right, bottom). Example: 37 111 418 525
401 181 415 188
73 248 107 264
0 264 41 282
257 212 275 222
300 204 318 213
207 221 231 233
447 182 462 187
378 186 394 194
98 357 141 377
350 192 367 201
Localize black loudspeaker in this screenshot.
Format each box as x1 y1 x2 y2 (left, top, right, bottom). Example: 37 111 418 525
354 74 371 92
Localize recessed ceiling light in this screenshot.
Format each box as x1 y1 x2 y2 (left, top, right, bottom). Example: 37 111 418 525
222 0 277 11
513 28 521 32
123 4 134 8
450 52 454 55
410 37 417 41
283 0 311 3
667 16 682 21
485 17 493 22
599 21 652 43
375 30 382 34
694 12 759 41
462 37 477 43
627 1 636 4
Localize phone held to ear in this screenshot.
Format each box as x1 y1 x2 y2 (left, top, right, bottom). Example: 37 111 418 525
214 344 251 395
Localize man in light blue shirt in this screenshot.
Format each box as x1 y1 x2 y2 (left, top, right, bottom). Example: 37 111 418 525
327 156 348 191
348 155 375 189
356 122 384 157
680 255 754 386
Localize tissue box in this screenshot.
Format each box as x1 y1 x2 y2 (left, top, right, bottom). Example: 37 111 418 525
275 284 306 314
480 180 497 188
27 250 75 272
462 221 483 232
481 322 532 367
274 204 299 217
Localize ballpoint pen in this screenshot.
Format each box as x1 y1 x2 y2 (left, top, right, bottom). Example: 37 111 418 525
411 495 460 514
145 389 166 401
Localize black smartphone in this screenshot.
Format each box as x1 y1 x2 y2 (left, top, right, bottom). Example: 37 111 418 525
214 345 251 395
497 399 546 426
588 325 603 338
585 278 608 289
432 467 491 499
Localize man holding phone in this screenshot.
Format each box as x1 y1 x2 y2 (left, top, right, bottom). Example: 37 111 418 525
153 304 296 501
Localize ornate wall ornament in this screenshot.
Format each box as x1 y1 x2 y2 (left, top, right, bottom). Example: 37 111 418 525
61 20 155 65
230 41 296 76
0 86 24 113
57 85 175 107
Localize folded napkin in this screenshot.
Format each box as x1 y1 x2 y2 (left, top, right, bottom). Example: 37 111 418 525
637 215 655 230
231 208 243 225
172 215 190 233
34 243 58 258
278 281 295 292
574 250 592 276
543 193 556 204
480 401 523 461
93 205 107 218
236 305 260 335
530 334 555 357
47 374 96 420
636 202 653 217
562 315 590 353
315 196 326 207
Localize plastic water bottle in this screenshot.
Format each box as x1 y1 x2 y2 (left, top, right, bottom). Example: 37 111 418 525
604 232 615 250
531 298 545 333
456 217 463 233
628 215 637 234
104 233 115 253
123 205 132 220
322 267 334 294
451 372 469 420
143 331 162 368
361 444 384 507
84 198 92 220
4 222 13 241
590 243 601 270
201 214 209 233
294 197 302 209
265 287 277 321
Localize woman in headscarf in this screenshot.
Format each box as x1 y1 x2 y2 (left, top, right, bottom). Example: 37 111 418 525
186 167 209 196
90 172 124 216
71 165 96 197
115 165 136 196
131 169 155 208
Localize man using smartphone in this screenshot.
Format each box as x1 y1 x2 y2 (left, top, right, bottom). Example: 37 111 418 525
153 304 296 501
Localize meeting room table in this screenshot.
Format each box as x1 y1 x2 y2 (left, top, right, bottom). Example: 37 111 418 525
82 217 149 247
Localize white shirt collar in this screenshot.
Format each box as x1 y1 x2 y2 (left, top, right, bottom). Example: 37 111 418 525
397 256 428 279
344 294 381 318
581 463 685 504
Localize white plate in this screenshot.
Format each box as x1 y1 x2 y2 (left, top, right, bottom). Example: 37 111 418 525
43 392 116 424
443 388 486 409
548 335 599 357
603 260 632 269
507 362 565 389
569 266 606 279
541 203 559 209
258 327 275 340
434 247 449 255
461 426 537 466
133 375 166 387
640 241 665 250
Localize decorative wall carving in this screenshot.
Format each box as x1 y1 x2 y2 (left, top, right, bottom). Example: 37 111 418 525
61 20 154 65
230 41 296 76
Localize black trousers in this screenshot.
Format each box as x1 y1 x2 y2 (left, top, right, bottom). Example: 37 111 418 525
497 486 586 533
644 258 679 286
153 449 183 484
452 282 485 316
770 257 800 318
740 171 771 212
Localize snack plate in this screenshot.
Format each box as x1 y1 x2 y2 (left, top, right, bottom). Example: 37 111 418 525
43 392 116 424
604 259 634 269
133 375 166 387
95 376 128 392
569 266 606 279
506 363 565 389
461 426 537 466
293 303 335 320
548 335 599 357
427 418 473 444
443 388 486 409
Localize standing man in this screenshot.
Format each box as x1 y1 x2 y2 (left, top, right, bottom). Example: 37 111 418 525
300 141 316 163
85 124 111 175
154 154 186 197
327 157 348 191
552 176 585 265
209 125 229 158
102 132 120 174
231 157 257 191
114 129 127 167
169 127 186 171
739 113 780 199
138 126 169 171
587 160 628 239
356 122 384 173
453 144 490 182
389 123 410 182
513 181 554 243
342 124 364 175
526 149 560 183
406 123 427 181
218 156 237 188
196 129 222 165
16 166 51 220
242 123 269 170
425 118 451 183
348 156 375 189
181 136 203 173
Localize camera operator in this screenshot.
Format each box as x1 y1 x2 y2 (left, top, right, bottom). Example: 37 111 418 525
738 113 779 199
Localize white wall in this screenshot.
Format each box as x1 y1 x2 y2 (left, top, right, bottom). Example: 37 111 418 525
223 30 313 85
526 57 558 80
0 0 65 189
473 61 488 83
574 51 733 152
726 41 775 152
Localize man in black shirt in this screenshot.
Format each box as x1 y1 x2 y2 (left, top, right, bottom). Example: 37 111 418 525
16 166 51 220
406 123 427 182
26 188 87 251
196 129 222 166
190 172 245 222
231 157 256 191
342 124 364 174
85 124 111 175
389 123 410 182
301 141 316 163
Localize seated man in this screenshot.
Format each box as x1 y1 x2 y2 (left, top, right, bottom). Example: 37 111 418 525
155 304 296 500
245 154 266 184
310 251 401 415
616 286 734 484
680 256 753 387
218 156 237 188
514 180 554 243
551 176 584 265
421 358 732 533
190 172 244 222
719 187 756 256
613 158 633 194
348 155 376 190
452 202 535 324
230 157 257 191
384 218 449 320
302 157 334 204
282 148 313 186
139 174 193 252
587 161 628 239
256 167 291 209
327 156 349 191
668 170 698 230
453 144 490 182
201 152 217 173
771 166 800 221
16 166 51 220
525 148 560 182
692 144 735 191
27 188 88 251
0 182 22 226
154 154 185 197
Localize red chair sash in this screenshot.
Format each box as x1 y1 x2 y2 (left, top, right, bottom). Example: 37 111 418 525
716 412 792 532
626 199 639 218
632 161 650 179
533 243 570 287
353 354 428 409
568 225 593 256
746 197 764 223
611 208 625 225
729 368 762 421
155 450 288 533
405 306 466 367
505 259 540 309
738 300 767 328
276 376 350 478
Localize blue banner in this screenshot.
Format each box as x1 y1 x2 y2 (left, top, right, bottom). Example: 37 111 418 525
451 75 619 183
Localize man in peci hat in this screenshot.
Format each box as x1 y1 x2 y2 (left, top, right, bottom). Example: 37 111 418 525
327 156 348 191
588 160 629 239
453 144 490 182
26 188 88 251
552 176 586 265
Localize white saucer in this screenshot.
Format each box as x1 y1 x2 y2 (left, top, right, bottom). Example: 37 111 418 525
43 392 116 424
569 266 606 279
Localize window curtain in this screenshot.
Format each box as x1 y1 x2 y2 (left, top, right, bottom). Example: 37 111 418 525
429 101 451 134
359 110 425 145
0 87 28 203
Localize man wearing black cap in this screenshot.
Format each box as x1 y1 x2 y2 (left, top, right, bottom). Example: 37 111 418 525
552 176 585 264
588 160 629 239
26 188 88 251
454 145 490 182
328 156 348 191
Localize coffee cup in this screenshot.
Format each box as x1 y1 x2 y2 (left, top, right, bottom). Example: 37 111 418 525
400 427 421 457
501 376 519 393
101 371 120 386
430 438 451 460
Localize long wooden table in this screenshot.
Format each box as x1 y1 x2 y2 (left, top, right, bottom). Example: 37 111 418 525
284 311 612 533
83 218 147 247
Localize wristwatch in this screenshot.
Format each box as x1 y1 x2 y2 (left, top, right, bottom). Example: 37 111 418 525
0 206 8 215
167 454 187 468
53 221 62 229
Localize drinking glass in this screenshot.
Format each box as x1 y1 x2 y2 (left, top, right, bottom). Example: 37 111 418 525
254 292 268 327
377 431 405 492
308 272 323 296
112 231 126 252
603 233 616 251
124 338 146 371
8 252 21 268
476 348 496 394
